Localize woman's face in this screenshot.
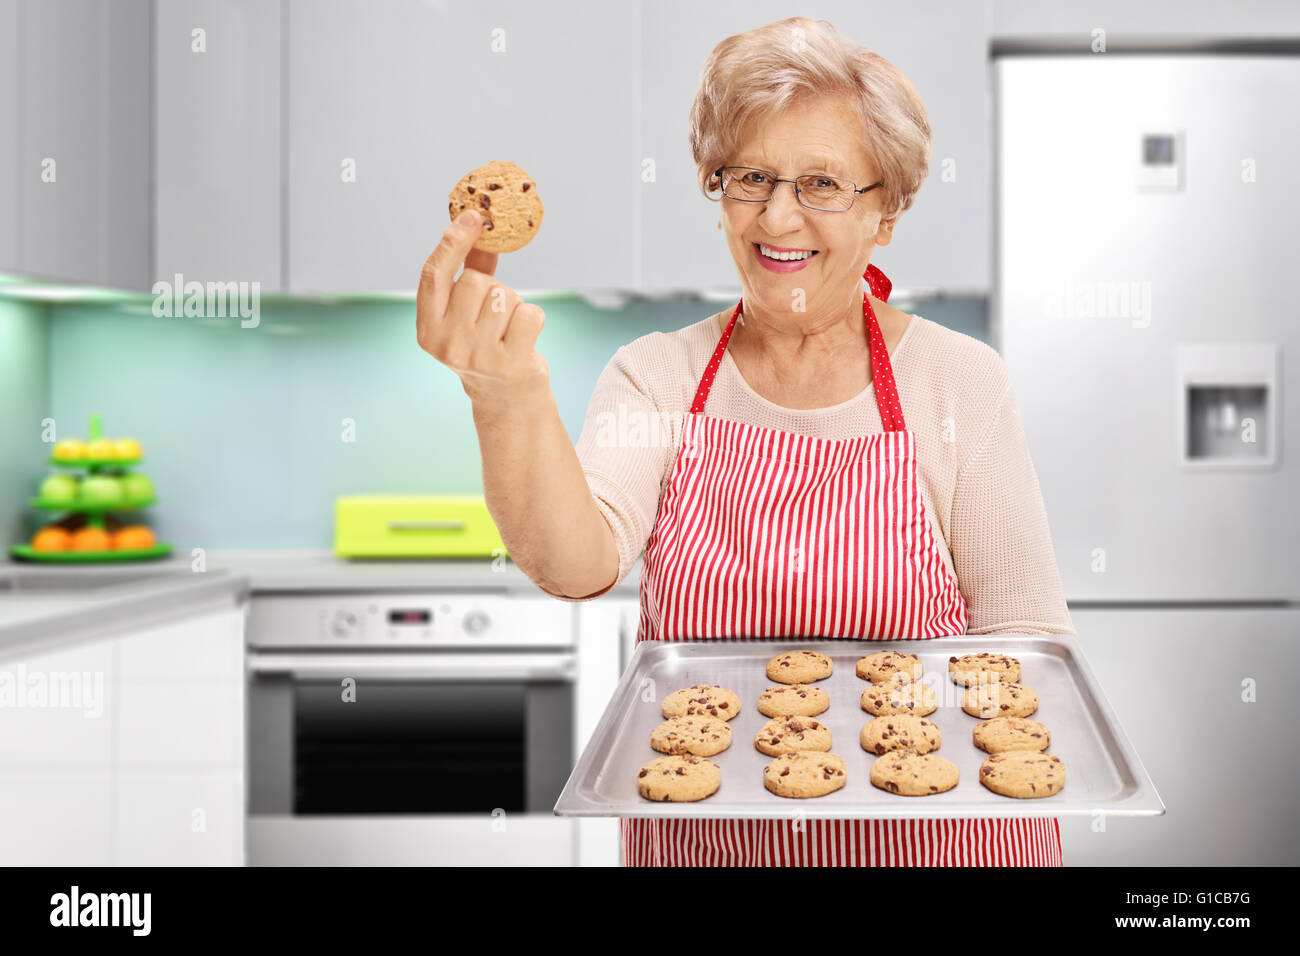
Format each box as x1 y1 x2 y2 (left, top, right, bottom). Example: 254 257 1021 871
721 95 892 321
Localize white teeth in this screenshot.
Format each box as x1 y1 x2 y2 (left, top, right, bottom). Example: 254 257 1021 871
759 244 813 261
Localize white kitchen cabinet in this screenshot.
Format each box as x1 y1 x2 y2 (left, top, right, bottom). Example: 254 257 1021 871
1 0 151 288
573 592 637 867
117 683 243 768
0 638 114 768
1058 606 1300 866
285 0 638 293
114 770 244 866
0 1 19 271
0 771 114 865
638 0 993 294
153 0 283 291
0 601 247 866
111 604 247 865
0 635 116 865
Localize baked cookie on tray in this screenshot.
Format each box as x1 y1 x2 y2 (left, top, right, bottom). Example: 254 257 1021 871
856 650 924 683
860 680 937 717
978 751 1065 798
637 755 722 802
972 716 1051 754
762 751 847 798
754 715 832 756
860 715 941 755
650 715 733 757
766 650 833 684
961 681 1038 719
661 684 740 721
948 652 1021 686
869 749 959 796
757 684 830 718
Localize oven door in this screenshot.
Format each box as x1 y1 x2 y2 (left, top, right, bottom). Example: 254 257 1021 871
246 651 576 865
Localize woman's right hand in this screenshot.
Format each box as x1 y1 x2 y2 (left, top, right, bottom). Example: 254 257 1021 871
416 208 549 406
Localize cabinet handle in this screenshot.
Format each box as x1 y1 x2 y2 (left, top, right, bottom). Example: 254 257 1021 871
386 520 466 532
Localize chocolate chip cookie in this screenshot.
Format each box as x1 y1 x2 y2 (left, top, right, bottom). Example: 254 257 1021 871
948 652 1022 686
636 755 722 802
661 684 740 721
650 715 733 756
762 751 847 798
856 650 924 683
757 684 830 718
978 751 1065 798
961 681 1038 719
869 749 959 796
447 160 544 253
766 649 833 684
860 715 941 755
860 679 937 717
754 715 832 756
972 716 1051 754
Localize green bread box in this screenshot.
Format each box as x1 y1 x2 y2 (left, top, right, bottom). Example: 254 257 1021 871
334 495 508 558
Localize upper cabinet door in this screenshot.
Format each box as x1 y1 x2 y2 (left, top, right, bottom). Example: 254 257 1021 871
286 0 639 294
6 0 151 289
640 2 992 295
0 1 19 272
154 0 284 292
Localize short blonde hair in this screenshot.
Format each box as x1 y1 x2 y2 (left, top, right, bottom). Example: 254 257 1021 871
689 17 931 222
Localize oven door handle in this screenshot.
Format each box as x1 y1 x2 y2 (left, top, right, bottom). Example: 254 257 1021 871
246 651 576 682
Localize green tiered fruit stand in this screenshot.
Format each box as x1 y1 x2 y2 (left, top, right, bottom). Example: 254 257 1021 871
9 413 173 562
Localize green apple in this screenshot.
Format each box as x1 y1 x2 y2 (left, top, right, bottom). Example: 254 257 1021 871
79 475 123 506
120 473 154 502
39 473 79 504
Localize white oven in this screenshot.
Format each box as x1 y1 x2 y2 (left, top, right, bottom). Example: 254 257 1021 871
245 591 579 865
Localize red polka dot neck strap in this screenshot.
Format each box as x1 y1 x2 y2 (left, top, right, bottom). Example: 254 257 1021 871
688 263 906 431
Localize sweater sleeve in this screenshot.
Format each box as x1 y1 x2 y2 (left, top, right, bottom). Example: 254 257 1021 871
948 371 1075 636
568 340 679 593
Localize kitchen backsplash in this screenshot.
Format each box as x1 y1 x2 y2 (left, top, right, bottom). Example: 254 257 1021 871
6 293 987 549
1 297 51 548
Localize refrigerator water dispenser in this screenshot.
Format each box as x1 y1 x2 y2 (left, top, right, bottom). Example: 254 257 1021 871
1178 344 1279 468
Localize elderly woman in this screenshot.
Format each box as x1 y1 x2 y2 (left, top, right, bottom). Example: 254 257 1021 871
418 17 1073 866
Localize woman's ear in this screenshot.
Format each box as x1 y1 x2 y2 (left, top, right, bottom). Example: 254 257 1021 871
874 216 896 247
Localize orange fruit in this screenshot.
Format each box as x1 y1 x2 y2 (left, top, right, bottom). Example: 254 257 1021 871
70 527 113 551
31 527 72 551
113 525 155 550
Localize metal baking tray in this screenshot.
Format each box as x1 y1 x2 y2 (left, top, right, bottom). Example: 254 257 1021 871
555 636 1164 820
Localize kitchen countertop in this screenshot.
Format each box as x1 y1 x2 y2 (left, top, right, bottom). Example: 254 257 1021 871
200 549 641 595
0 560 248 663
0 550 638 663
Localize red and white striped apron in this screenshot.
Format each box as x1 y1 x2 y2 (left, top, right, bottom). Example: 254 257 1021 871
623 264 1062 866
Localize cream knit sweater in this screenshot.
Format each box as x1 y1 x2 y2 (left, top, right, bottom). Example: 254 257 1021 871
568 310 1075 636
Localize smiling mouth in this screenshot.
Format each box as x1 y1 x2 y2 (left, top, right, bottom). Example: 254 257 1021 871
755 242 819 262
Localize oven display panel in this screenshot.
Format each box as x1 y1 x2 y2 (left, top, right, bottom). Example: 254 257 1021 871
387 609 432 625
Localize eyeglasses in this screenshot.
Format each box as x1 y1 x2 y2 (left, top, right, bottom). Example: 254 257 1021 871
716 166 883 212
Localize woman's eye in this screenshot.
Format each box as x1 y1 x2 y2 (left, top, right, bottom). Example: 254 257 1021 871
744 172 769 184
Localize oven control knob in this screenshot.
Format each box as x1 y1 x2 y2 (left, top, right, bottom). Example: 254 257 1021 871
462 610 490 635
330 610 359 639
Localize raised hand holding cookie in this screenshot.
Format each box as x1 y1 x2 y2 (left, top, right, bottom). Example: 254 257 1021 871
417 200 547 405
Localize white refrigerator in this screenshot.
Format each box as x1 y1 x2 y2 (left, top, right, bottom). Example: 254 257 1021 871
995 52 1300 865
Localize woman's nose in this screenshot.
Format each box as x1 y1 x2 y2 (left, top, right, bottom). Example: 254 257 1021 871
759 179 807 227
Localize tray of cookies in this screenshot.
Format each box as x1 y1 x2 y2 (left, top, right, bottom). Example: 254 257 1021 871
554 635 1164 820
